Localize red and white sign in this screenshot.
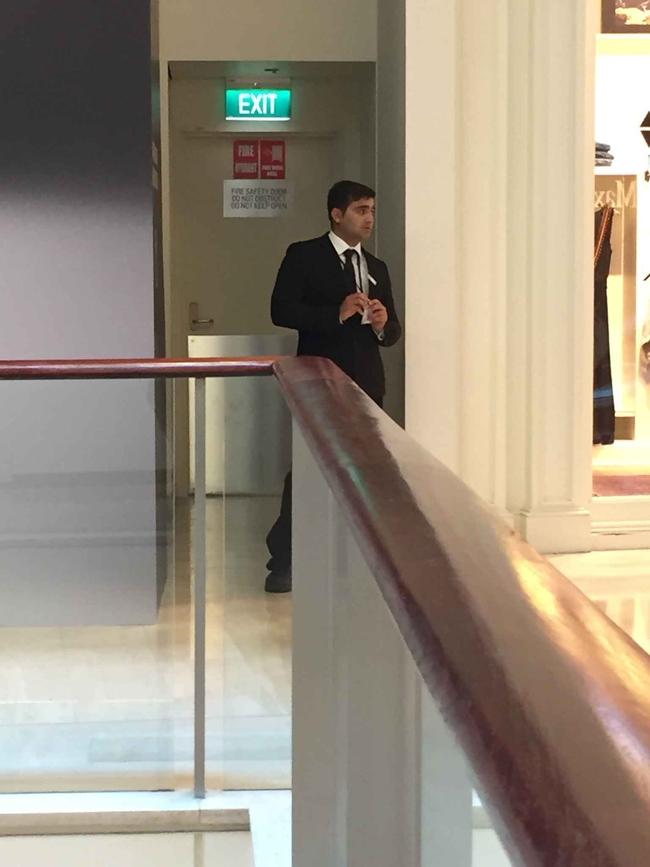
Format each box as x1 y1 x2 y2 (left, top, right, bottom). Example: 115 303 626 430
233 140 259 179
260 140 286 179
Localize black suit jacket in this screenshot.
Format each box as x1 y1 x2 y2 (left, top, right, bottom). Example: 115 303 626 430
270 234 401 402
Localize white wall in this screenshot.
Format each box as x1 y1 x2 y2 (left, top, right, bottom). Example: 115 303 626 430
402 0 462 471
158 2 379 492
0 0 162 625
168 66 377 490
169 71 375 338
158 2 378 341
159 0 376 62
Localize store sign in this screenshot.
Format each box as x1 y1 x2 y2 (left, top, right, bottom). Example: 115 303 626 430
226 89 292 121
594 178 636 210
233 140 260 179
260 140 286 179
223 179 293 218
641 111 650 148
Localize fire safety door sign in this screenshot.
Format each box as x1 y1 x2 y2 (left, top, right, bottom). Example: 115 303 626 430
260 140 286 179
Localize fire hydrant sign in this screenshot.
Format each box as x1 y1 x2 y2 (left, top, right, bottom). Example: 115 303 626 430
260 140 285 179
232 139 285 179
223 179 293 218
233 140 259 179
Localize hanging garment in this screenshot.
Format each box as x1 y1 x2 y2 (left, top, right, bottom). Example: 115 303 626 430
593 206 616 445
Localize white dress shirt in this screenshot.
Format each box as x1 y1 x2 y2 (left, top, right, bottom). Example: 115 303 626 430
328 230 384 338
328 230 369 294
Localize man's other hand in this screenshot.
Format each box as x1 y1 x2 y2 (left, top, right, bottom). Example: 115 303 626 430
368 298 388 332
339 293 368 322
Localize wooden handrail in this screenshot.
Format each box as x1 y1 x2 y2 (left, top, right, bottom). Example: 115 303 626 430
3 353 650 862
0 356 278 379
273 355 650 867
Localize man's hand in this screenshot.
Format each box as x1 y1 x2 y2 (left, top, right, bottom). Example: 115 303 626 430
368 298 388 333
340 293 368 322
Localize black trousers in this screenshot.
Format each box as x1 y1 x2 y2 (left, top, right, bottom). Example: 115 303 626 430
266 392 383 575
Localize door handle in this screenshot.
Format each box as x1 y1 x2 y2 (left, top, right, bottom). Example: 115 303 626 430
189 302 214 330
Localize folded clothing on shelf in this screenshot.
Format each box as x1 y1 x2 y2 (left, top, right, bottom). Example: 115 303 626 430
595 142 614 166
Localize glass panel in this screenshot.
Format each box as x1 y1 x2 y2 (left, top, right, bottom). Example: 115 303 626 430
219 374 292 790
0 377 180 792
472 828 512 865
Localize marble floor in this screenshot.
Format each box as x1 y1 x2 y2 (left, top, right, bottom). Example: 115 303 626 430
0 789 509 867
0 829 511 867
550 548 650 655
0 831 254 867
0 789 288 867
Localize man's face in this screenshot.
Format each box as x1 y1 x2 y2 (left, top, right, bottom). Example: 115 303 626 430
331 197 375 244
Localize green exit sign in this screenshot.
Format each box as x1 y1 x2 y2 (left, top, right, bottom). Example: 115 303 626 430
225 89 292 121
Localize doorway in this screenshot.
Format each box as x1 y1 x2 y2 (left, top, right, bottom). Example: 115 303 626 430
167 60 376 494
164 59 376 790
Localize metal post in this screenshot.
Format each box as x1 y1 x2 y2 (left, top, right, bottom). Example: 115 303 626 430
193 376 207 799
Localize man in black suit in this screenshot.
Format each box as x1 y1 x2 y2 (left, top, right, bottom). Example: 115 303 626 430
265 180 401 593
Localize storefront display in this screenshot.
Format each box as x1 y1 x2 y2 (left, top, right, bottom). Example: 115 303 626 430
602 1 650 34
594 204 616 445
593 27 650 496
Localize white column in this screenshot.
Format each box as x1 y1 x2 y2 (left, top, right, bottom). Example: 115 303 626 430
404 0 510 510
404 0 462 475
401 0 598 552
507 0 596 552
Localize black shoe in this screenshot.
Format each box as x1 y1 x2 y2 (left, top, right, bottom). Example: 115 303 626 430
265 570 292 593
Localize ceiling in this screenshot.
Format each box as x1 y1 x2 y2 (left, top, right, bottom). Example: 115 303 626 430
168 60 374 83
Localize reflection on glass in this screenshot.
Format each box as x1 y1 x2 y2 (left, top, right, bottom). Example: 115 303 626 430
218 374 291 790
0 378 180 792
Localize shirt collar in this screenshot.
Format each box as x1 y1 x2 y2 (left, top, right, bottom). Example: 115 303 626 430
328 230 362 257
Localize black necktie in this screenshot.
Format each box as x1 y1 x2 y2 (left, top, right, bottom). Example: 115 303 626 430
343 248 358 292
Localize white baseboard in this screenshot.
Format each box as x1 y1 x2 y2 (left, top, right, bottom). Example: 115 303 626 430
0 808 249 837
0 791 251 837
515 508 592 554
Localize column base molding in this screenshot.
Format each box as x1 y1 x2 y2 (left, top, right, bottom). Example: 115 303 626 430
515 508 592 554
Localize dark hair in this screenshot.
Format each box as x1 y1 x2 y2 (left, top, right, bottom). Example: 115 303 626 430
327 180 376 224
